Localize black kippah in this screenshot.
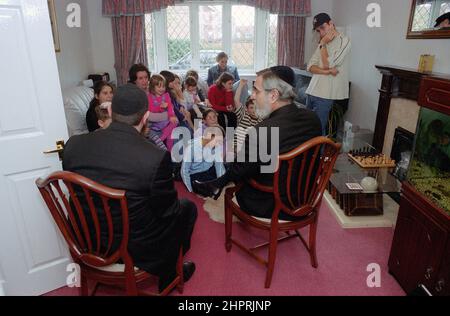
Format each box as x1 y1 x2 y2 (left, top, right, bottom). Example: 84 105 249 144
111 83 148 116
269 66 296 87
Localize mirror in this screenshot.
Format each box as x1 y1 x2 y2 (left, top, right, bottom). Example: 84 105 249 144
407 0 450 39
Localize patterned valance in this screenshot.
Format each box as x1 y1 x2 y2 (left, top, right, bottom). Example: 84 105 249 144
103 0 177 17
103 0 311 17
236 0 311 16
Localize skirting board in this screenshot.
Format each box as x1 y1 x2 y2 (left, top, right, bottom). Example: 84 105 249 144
323 191 399 229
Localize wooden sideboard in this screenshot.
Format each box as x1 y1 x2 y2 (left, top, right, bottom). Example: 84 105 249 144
388 76 450 296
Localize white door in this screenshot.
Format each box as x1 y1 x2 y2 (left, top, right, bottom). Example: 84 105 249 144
0 0 71 295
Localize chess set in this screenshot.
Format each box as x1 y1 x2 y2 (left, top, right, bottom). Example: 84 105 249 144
348 147 396 168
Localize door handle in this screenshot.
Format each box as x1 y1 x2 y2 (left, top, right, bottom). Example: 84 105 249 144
44 140 65 160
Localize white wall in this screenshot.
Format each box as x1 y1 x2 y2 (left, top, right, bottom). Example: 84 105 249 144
54 0 93 90
332 0 450 131
86 0 117 84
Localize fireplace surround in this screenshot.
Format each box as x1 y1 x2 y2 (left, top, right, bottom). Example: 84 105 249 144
373 66 450 152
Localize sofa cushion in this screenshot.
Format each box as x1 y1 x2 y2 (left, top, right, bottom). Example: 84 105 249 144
63 86 94 136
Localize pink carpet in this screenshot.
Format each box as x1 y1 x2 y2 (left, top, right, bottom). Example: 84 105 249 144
44 182 405 296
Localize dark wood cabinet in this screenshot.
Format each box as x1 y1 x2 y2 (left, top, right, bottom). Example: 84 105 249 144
388 183 449 295
388 76 450 296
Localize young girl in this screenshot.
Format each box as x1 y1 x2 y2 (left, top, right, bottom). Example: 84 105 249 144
207 72 237 130
233 79 263 152
148 74 178 151
86 81 114 132
160 71 194 133
183 76 203 120
181 127 226 196
185 69 208 103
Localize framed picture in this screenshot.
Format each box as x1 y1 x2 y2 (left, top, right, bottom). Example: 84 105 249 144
47 0 60 52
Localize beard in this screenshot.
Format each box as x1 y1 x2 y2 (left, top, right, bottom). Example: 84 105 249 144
255 102 272 120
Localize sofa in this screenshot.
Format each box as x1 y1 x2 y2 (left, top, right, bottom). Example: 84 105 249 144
62 86 93 136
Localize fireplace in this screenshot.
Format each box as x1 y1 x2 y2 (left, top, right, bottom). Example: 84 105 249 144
386 127 415 203
373 65 450 152
390 127 415 182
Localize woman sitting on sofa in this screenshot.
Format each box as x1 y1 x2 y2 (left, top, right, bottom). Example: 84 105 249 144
85 81 114 132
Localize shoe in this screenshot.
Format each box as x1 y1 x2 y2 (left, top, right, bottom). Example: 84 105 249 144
193 179 223 200
182 261 196 283
158 261 196 293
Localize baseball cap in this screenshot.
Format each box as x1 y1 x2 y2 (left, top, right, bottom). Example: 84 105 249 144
313 13 332 30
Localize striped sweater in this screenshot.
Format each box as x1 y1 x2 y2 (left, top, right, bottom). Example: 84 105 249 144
233 105 263 152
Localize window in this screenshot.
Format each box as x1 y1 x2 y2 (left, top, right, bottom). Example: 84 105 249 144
441 1 450 15
144 14 155 71
267 14 278 68
199 5 223 70
199 5 223 51
167 6 191 71
231 5 255 70
145 1 277 74
412 0 450 31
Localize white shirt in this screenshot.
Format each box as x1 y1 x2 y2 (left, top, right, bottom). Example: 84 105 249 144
306 33 351 100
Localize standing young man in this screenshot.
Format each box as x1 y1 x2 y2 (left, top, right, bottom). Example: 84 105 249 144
306 13 351 136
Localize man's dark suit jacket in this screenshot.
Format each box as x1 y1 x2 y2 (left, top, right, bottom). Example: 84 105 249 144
63 122 184 277
227 103 322 219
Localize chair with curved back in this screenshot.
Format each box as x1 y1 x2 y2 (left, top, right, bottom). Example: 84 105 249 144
224 136 341 288
36 171 183 296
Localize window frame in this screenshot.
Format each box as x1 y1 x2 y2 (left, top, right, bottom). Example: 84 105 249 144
146 1 276 75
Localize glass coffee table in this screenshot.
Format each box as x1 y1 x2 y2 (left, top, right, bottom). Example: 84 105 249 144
327 153 401 216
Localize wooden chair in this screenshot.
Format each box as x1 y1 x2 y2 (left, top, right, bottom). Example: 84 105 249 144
224 137 341 288
36 171 183 296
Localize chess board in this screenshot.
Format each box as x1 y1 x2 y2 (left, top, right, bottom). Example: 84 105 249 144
348 153 396 168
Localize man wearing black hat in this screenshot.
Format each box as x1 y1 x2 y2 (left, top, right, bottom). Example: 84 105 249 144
435 12 450 29
306 13 351 136
194 67 321 220
62 83 197 294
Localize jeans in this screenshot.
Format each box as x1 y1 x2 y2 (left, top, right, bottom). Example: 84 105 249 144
306 94 334 136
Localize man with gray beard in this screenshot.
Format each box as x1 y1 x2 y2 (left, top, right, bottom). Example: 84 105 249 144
195 66 322 220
